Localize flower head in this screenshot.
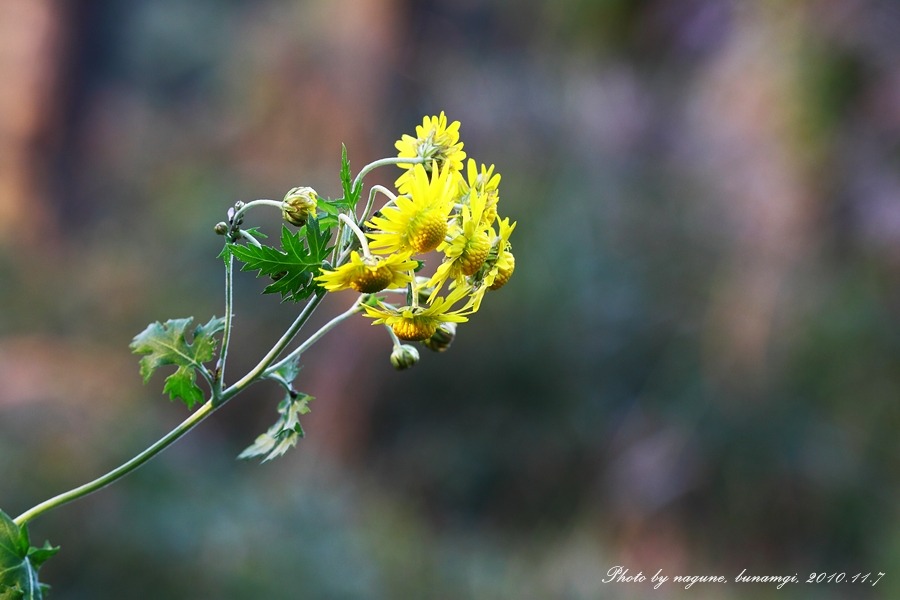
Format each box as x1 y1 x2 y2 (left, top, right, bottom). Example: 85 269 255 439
395 112 466 188
459 160 501 227
316 251 417 293
363 285 477 341
366 162 456 255
468 216 517 312
425 188 492 299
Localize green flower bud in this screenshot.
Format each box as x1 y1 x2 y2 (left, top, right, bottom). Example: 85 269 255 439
214 221 229 236
282 186 318 227
423 322 456 353
390 344 420 370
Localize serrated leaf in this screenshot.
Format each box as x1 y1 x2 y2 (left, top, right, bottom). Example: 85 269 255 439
0 510 58 600
218 243 232 264
230 222 332 302
304 217 331 264
130 316 225 409
339 144 362 209
238 393 313 462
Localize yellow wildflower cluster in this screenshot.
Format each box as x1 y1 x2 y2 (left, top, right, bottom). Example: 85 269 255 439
316 112 516 346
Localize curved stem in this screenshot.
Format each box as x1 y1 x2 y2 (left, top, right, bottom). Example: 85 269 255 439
14 400 217 527
338 214 371 258
361 185 398 222
231 199 283 224
352 156 424 193
238 229 263 249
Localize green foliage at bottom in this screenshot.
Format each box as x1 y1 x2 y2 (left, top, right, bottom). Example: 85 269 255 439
0 510 58 599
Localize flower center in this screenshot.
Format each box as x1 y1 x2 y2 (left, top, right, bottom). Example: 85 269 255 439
392 317 438 341
350 263 394 293
408 210 448 253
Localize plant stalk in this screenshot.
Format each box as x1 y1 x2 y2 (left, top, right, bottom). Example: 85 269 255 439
14 400 217 527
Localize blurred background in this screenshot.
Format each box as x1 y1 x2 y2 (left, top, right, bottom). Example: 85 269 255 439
1 0 899 598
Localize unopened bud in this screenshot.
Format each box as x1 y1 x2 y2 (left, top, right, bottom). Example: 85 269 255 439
214 221 229 236
282 186 318 227
390 344 420 370
423 322 456 352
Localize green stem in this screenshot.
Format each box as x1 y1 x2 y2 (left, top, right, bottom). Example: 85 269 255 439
13 291 325 527
14 400 217 527
218 292 325 404
265 296 363 376
215 251 235 395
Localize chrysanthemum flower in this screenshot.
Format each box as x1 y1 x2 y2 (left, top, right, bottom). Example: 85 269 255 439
366 162 456 255
489 250 515 290
395 112 466 188
459 160 501 227
469 217 517 311
362 286 478 341
425 188 492 300
316 251 417 293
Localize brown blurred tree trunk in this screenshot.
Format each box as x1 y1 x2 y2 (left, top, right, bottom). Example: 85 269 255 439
0 0 63 247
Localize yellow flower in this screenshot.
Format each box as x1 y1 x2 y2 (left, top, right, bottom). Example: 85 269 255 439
362 285 478 341
459 160 501 227
395 112 466 188
470 217 516 311
316 251 417 293
425 188 492 300
367 162 455 255
488 250 515 290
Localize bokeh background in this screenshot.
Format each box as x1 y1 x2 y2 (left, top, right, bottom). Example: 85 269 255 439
1 0 899 598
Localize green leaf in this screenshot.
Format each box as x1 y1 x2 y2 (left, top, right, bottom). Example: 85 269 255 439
130 316 225 409
339 144 362 209
238 392 313 462
265 356 301 391
0 510 58 600
229 221 332 302
303 216 331 264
